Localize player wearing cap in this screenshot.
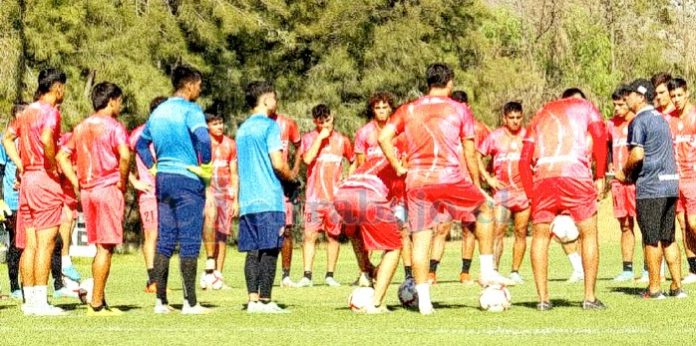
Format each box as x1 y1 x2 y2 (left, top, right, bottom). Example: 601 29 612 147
200 112 238 290
480 101 530 284
3 68 66 316
296 104 354 288
607 85 638 282
619 78 685 299
379 63 513 315
665 77 696 284
57 82 130 316
519 88 607 311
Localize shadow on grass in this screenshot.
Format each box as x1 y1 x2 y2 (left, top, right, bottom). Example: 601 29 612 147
110 304 141 311
171 302 220 309
0 304 18 310
57 303 84 311
513 299 575 310
608 286 643 296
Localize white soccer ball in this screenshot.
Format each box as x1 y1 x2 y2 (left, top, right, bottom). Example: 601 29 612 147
348 287 375 312
397 277 419 309
200 273 220 290
479 284 511 312
550 215 579 243
210 272 224 290
79 278 94 305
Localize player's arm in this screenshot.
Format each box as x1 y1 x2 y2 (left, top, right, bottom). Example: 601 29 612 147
135 135 155 169
355 153 366 168
462 138 480 188
302 129 330 165
519 140 535 200
271 150 294 181
230 158 239 217
589 121 608 198
192 127 212 165
56 149 78 195
117 143 130 193
621 147 644 182
378 125 406 176
129 172 153 193
290 140 302 177
2 130 22 174
40 127 59 178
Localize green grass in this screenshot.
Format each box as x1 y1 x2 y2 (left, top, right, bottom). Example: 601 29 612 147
2 198 696 344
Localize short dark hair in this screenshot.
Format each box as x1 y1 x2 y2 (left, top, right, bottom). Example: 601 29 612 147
651 72 672 88
205 112 224 123
667 77 688 92
611 85 631 101
367 91 396 118
451 90 468 104
311 104 331 120
561 87 586 99
426 63 454 88
91 82 123 111
503 101 523 115
149 96 167 114
244 80 275 109
36 68 66 97
11 102 28 118
171 65 202 91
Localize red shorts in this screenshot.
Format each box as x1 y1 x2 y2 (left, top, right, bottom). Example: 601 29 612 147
531 177 597 224
406 179 485 232
677 178 696 215
304 201 341 236
81 185 124 245
18 170 63 231
494 188 530 213
284 197 294 226
138 194 158 232
334 187 401 251
205 193 235 236
610 181 636 218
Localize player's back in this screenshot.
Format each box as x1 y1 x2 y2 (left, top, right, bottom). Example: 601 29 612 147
526 98 601 181
72 114 127 189
13 101 61 170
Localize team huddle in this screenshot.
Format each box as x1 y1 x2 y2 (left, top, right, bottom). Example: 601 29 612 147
0 62 693 316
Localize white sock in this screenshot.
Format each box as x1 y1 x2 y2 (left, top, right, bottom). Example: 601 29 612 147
34 286 48 306
479 254 495 276
415 283 432 308
61 255 72 268
22 286 34 305
205 258 215 271
568 252 583 273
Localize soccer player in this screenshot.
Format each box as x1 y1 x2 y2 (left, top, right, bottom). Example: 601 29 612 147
128 96 167 292
427 89 489 285
269 107 302 288
519 87 607 310
652 72 676 116
334 136 406 313
200 112 238 289
619 78 685 299
607 85 638 282
296 104 354 288
379 63 513 315
57 82 130 315
479 101 530 284
665 77 696 284
236 80 295 313
135 65 212 314
3 68 66 316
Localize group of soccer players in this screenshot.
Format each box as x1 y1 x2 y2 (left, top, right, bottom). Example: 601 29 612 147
1 62 695 316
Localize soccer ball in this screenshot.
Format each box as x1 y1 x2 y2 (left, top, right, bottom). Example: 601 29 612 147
479 284 511 312
398 277 418 309
200 273 223 290
79 278 94 305
550 215 579 243
348 287 375 312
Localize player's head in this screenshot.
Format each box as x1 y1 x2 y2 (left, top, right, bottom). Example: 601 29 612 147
451 90 468 104
149 96 167 114
625 78 655 113
367 91 396 123
171 65 202 101
244 80 276 115
311 104 333 130
35 68 67 104
651 72 672 109
205 112 225 137
667 77 689 112
611 85 632 118
91 82 123 116
11 102 27 119
502 101 523 132
426 63 454 92
561 87 586 100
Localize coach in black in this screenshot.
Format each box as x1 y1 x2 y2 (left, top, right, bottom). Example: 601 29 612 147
619 78 686 299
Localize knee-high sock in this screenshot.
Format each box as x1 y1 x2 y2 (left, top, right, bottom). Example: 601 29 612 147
153 253 170 304
244 251 261 295
181 257 198 307
7 224 22 292
259 249 280 299
51 236 63 290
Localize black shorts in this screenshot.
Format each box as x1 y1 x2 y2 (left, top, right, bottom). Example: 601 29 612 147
238 211 285 252
636 197 677 246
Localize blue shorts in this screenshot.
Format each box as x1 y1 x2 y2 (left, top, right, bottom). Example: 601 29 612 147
238 211 285 252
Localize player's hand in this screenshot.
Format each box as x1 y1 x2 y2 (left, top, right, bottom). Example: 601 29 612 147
595 178 605 201
132 179 154 193
148 164 158 177
318 126 332 140
395 164 408 177
232 201 239 218
487 176 504 191
187 162 213 185
0 200 12 222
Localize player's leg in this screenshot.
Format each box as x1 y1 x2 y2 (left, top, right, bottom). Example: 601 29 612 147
201 190 217 286
474 200 516 286
6 214 22 296
530 222 552 307
401 227 413 279
325 233 341 286
348 229 375 286
493 205 511 269
33 225 60 308
175 177 207 313
459 222 475 284
576 214 600 305
90 244 115 309
20 226 37 308
152 176 177 312
281 199 295 287
50 236 67 297
140 197 158 292
562 240 584 282
510 207 531 283
411 228 434 313
58 206 79 280
371 249 400 310
299 228 318 287
428 220 450 284
614 216 636 281
682 212 696 283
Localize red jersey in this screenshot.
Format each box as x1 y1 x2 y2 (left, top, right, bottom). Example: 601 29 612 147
354 120 385 162
273 114 301 162
606 116 631 173
524 98 603 181
456 119 490 183
340 136 407 201
665 107 696 179
480 127 526 189
386 95 475 189
210 135 237 198
128 125 156 197
62 114 128 190
300 130 354 202
8 101 61 171
57 132 77 195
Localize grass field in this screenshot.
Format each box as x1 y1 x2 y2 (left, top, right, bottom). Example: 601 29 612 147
2 198 696 345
